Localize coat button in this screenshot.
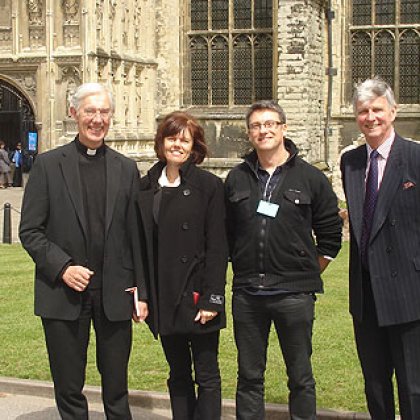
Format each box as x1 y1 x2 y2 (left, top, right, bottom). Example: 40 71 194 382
182 222 189 230
180 256 188 263
299 250 306 256
183 189 191 196
386 246 392 253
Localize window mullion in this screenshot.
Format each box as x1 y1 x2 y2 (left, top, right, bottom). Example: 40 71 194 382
208 36 212 105
394 27 400 101
229 1 233 107
371 29 375 77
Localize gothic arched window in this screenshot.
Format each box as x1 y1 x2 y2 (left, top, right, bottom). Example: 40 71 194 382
186 1 274 107
350 0 420 104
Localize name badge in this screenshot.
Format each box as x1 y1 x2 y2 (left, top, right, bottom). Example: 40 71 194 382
256 200 279 218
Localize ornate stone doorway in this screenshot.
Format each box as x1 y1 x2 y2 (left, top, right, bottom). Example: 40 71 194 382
0 78 37 152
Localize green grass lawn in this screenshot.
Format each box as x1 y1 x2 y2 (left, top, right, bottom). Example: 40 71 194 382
0 242 368 413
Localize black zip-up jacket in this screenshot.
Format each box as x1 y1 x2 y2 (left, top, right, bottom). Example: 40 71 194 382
225 139 342 292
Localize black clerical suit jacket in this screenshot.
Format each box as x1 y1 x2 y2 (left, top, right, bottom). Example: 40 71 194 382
20 139 145 321
341 134 420 327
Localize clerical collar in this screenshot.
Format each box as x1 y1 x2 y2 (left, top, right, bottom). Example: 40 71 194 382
75 136 106 157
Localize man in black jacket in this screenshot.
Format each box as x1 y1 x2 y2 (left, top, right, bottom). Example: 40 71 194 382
225 100 342 420
20 83 148 419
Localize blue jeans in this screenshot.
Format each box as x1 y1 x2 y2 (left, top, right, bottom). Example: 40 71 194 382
233 291 316 420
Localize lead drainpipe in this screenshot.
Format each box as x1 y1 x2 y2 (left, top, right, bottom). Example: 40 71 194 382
324 0 336 168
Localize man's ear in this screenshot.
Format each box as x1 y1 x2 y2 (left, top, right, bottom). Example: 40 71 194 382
390 105 397 123
69 106 77 120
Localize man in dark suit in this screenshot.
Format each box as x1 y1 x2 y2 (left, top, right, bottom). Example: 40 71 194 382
20 83 148 419
341 78 420 419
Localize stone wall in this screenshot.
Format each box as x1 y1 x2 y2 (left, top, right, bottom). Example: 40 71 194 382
0 0 418 195
277 0 326 163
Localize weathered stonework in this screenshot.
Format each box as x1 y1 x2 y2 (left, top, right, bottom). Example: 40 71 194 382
0 0 418 191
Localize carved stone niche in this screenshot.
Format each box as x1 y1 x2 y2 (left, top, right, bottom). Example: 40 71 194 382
63 23 80 47
61 0 80 47
27 0 43 25
11 73 37 102
0 29 12 51
29 26 45 49
97 56 109 83
62 0 79 24
58 64 81 116
0 0 11 27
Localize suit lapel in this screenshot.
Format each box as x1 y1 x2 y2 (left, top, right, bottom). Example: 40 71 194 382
345 145 367 247
137 189 155 277
137 188 154 239
105 150 122 236
60 142 88 238
370 136 404 243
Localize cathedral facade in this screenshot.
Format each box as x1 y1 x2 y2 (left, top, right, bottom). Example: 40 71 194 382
0 1 419 183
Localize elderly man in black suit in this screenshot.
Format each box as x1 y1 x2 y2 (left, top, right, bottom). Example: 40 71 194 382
341 78 420 419
20 83 148 419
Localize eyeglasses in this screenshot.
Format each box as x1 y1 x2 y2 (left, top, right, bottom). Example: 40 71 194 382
249 120 283 132
81 108 112 120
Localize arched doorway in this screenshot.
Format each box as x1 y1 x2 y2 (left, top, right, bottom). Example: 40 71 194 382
0 78 37 153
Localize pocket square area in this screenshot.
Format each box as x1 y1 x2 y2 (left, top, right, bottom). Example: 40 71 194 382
403 181 415 189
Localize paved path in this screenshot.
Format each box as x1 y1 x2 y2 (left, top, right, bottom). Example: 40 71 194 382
0 377 370 420
0 378 173 420
0 392 173 419
0 393 169 419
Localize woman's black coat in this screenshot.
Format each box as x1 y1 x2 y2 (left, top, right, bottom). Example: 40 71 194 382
136 159 228 337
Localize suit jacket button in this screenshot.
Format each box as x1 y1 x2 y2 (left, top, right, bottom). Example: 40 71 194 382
299 250 306 256
386 246 392 253
182 222 189 230
391 271 397 278
181 256 188 263
183 189 191 196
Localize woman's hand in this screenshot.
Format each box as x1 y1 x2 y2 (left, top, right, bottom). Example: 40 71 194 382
194 309 218 325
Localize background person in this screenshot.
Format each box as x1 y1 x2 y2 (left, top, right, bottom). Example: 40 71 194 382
225 100 342 420
0 140 12 188
341 77 420 419
19 82 148 419
137 111 228 420
12 142 23 187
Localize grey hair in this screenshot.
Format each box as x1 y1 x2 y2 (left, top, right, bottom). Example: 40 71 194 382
70 83 115 113
245 100 287 128
352 77 396 114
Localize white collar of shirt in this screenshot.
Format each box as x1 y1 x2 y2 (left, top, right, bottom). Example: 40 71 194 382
158 166 181 187
365 129 395 186
366 129 395 161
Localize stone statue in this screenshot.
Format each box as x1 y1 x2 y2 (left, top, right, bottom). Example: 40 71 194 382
62 0 79 22
28 0 43 25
